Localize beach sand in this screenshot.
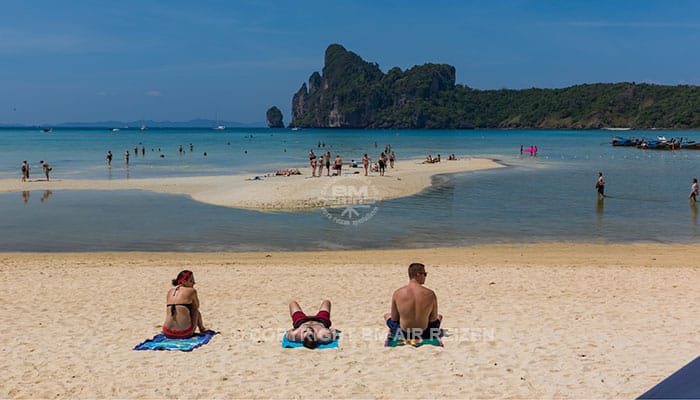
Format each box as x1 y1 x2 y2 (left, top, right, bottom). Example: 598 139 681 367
0 158 503 210
2 244 699 398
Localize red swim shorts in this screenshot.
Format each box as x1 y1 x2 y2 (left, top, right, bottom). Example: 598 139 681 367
292 310 331 329
162 323 195 339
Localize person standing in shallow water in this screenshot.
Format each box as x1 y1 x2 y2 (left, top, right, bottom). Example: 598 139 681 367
690 178 699 202
596 172 606 199
106 151 112 166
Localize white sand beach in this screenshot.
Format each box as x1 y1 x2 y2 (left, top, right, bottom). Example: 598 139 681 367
0 158 503 210
2 244 699 398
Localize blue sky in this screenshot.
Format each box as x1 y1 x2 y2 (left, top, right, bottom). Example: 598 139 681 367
1 0 699 125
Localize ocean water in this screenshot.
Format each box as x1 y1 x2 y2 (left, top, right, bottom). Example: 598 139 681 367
2 127 700 251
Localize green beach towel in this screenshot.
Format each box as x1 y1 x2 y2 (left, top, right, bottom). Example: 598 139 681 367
385 331 443 347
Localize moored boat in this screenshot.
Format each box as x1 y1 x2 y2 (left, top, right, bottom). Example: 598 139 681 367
612 136 639 146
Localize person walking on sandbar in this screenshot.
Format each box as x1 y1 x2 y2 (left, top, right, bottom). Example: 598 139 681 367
40 160 51 181
21 160 29 182
334 155 343 176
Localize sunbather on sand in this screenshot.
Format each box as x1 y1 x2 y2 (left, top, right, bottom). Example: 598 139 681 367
384 263 442 340
285 300 338 349
162 270 208 339
275 168 301 176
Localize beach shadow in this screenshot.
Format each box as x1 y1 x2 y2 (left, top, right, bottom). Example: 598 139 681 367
21 191 30 204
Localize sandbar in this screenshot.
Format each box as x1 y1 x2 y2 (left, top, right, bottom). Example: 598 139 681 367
0 158 503 210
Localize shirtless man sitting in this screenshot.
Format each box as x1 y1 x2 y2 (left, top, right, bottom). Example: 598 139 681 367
285 299 338 349
384 263 442 340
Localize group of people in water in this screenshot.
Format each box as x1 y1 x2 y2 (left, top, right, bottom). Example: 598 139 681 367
162 262 442 348
520 145 538 156
106 143 205 167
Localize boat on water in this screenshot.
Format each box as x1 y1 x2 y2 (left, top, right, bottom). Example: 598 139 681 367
636 137 699 150
611 136 639 146
139 125 148 131
42 128 52 133
110 128 120 132
212 112 225 130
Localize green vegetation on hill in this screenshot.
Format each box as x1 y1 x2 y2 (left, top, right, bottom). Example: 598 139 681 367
290 44 700 129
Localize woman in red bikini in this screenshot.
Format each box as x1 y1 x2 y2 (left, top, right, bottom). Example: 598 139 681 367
162 270 208 339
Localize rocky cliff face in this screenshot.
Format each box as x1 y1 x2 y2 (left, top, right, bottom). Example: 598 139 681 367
266 106 284 128
290 44 455 128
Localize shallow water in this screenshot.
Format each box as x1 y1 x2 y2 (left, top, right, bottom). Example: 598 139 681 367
2 128 700 251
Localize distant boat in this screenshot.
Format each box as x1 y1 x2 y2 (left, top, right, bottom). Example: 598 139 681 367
139 125 148 131
291 127 300 131
110 128 120 132
213 113 225 130
42 128 52 133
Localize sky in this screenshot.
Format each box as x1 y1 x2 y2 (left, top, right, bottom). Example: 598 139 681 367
1 0 700 125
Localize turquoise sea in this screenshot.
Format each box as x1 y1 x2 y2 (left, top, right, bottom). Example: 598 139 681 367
2 127 700 251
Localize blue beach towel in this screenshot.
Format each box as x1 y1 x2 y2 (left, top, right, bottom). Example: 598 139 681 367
134 330 219 351
638 356 700 399
281 331 340 349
